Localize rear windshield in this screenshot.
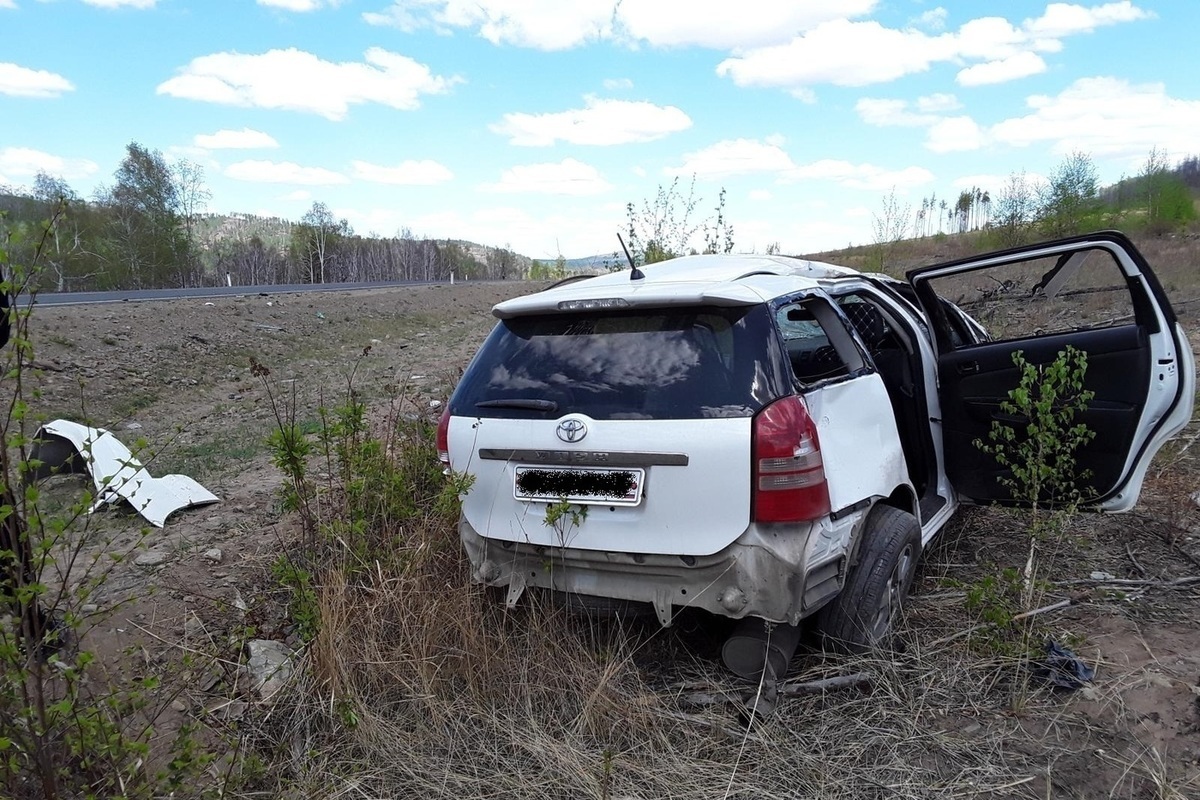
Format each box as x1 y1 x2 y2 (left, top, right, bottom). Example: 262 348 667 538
450 305 787 420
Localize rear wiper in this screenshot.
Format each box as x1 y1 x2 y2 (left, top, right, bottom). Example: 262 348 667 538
476 398 559 412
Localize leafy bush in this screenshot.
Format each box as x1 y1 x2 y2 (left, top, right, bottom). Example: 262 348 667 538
967 346 1094 671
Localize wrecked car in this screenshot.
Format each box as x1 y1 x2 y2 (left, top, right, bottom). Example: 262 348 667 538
437 231 1195 666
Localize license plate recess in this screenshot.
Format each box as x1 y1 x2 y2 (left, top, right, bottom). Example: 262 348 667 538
513 465 644 506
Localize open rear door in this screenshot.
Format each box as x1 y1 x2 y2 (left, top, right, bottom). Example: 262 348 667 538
908 231 1194 512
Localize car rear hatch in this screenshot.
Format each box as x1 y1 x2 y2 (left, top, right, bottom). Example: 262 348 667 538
445 303 790 557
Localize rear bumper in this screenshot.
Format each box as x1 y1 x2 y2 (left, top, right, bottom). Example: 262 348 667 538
459 512 860 626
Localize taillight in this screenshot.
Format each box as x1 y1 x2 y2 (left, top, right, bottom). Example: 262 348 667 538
752 396 830 523
436 407 451 467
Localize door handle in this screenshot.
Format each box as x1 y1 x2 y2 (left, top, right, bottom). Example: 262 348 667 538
956 361 980 375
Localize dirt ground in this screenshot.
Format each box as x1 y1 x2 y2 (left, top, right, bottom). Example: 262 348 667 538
17 280 1200 798
23 280 527 614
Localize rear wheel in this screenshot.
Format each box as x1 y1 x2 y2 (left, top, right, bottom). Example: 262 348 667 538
818 504 921 653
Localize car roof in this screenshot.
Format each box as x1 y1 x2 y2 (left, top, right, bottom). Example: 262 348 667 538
493 254 862 319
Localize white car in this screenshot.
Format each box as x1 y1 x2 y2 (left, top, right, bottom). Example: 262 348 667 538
437 232 1194 656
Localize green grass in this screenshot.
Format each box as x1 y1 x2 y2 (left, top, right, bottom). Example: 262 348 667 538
112 389 161 419
155 426 272 482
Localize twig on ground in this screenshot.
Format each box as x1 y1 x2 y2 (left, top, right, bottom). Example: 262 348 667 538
1054 575 1200 588
1125 543 1148 579
778 671 873 696
1011 598 1076 621
931 596 1084 647
911 591 968 602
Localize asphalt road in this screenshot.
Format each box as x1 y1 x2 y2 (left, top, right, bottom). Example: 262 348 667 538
25 280 444 307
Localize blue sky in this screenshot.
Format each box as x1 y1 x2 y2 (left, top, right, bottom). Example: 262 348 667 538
2 1 1198 260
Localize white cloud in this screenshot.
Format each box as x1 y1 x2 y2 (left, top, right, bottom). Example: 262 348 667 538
748 189 773 201
225 159 349 185
784 159 935 191
351 159 454 185
258 0 344 10
860 73 1198 158
361 3 423 30
957 51 1046 86
0 1 16 9
194 128 279 149
856 98 932 127
912 7 948 30
0 62 74 97
858 95 987 152
157 47 461 120
0 147 98 179
1024 1 1152 38
717 20 951 89
603 77 632 91
480 158 612 196
856 93 962 129
364 0 877 50
81 0 156 7
926 116 986 152
491 96 691 146
953 16 1028 60
282 189 312 201
613 0 878 49
667 139 795 179
989 76 1200 158
717 3 1151 91
364 0 613 50
916 93 961 113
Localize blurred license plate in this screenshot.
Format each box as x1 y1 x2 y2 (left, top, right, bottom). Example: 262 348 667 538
514 466 644 506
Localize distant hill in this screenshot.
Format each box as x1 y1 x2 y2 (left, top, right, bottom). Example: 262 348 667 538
194 213 531 275
194 212 294 254
565 253 621 271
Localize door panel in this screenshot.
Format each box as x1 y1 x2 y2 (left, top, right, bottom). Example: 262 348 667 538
908 231 1193 510
937 324 1148 500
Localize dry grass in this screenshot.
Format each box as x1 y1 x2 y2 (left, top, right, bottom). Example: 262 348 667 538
234 487 1200 800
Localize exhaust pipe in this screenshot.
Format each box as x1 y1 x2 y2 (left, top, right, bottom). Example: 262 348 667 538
721 617 802 681
724 618 802 721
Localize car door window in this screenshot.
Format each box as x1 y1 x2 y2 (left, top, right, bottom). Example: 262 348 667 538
918 247 1137 347
775 296 864 384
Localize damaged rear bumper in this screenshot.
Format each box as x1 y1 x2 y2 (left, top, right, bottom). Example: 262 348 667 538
459 512 859 627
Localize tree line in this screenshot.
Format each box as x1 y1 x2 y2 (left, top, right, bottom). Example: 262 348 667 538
872 148 1198 267
987 148 1197 247
0 141 523 293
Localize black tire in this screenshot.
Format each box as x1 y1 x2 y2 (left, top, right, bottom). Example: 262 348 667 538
817 504 921 654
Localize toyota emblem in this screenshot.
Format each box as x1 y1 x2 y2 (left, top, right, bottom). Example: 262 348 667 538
556 418 587 443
